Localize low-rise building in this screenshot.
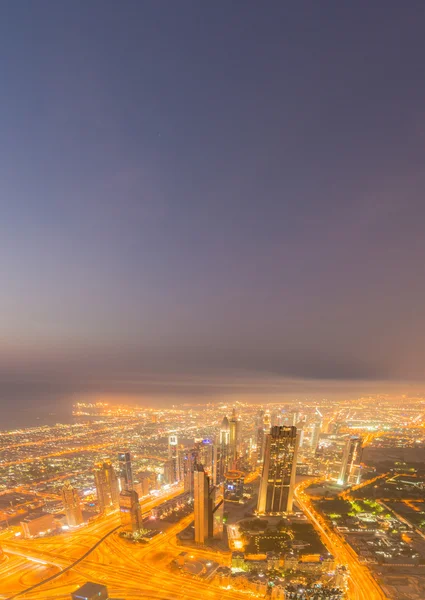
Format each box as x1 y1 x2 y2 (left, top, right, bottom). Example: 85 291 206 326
20 514 58 538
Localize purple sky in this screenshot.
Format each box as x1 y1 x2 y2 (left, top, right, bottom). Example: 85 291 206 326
1 1 425 412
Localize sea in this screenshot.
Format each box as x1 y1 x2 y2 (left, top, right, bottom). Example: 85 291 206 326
0 407 77 432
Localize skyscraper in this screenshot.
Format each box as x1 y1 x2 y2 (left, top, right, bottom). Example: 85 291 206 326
119 489 141 533
256 425 265 464
61 480 83 527
229 408 240 464
338 435 363 486
181 448 198 496
257 426 299 515
193 464 223 543
118 450 133 491
198 439 214 477
310 419 322 451
94 461 120 513
194 464 210 544
168 434 180 483
291 410 300 427
215 416 230 484
263 410 271 429
210 483 224 540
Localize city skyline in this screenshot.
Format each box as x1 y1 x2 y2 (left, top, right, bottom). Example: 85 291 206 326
1 4 425 598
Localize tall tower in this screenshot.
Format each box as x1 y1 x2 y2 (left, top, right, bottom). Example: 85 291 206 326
229 408 240 465
257 426 299 515
199 439 214 477
181 448 198 496
256 410 266 464
194 464 210 544
291 409 300 427
168 434 180 483
118 451 133 491
338 436 363 486
94 461 120 513
221 416 231 476
263 410 271 429
119 489 141 533
310 419 322 451
61 481 83 527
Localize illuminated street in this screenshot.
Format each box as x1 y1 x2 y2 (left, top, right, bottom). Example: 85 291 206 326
294 479 388 600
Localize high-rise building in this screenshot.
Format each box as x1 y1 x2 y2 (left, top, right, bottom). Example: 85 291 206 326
168 434 180 483
61 480 83 527
193 464 223 543
210 483 224 540
256 425 265 464
229 408 240 464
310 419 322 451
118 450 133 491
181 448 197 496
194 464 210 544
94 461 120 513
163 458 175 485
291 410 300 427
119 489 141 533
257 426 299 515
338 435 363 486
215 416 231 483
71 582 108 600
198 439 214 477
212 443 221 486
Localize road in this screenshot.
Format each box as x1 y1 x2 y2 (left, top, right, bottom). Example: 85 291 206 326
294 479 388 600
0 486 246 600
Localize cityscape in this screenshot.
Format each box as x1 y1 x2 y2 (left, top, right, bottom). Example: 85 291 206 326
2 2 425 599
1 397 425 599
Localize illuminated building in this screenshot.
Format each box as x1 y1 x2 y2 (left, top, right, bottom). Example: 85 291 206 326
338 435 363 486
198 438 214 476
118 450 133 491
134 470 155 497
298 427 305 448
224 470 244 502
61 480 83 527
181 448 197 496
194 464 210 543
193 464 223 543
94 461 120 512
231 551 246 571
310 419 322 451
119 489 141 533
71 582 109 600
229 408 240 463
256 424 265 464
291 410 300 427
257 426 299 514
214 416 230 484
168 434 180 483
211 483 224 539
163 458 175 485
328 420 343 435
21 514 57 538
133 478 149 498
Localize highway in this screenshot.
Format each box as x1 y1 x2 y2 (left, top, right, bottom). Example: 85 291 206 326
294 479 388 600
0 486 246 600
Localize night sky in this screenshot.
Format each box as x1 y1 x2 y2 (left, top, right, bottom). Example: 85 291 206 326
1 2 425 415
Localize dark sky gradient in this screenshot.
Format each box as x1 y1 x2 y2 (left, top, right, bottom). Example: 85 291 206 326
1 1 425 413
